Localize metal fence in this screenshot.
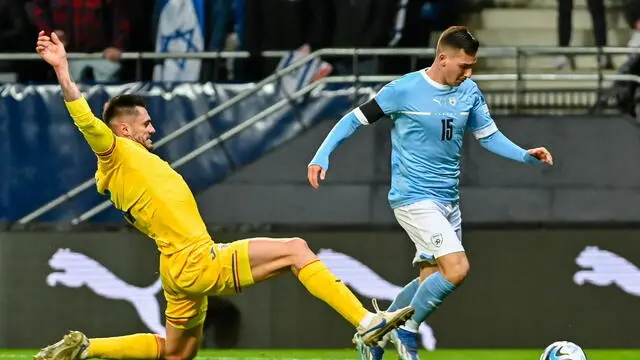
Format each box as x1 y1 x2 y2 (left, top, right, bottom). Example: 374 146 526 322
3 46 639 110
9 46 640 225
3 46 640 82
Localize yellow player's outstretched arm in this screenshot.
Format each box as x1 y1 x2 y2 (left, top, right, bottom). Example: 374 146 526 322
65 97 115 155
36 30 114 155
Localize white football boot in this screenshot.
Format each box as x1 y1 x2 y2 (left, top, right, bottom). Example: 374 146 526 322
34 331 89 360
356 299 415 346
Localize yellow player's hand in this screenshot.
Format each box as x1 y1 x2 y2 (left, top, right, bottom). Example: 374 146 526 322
36 30 67 68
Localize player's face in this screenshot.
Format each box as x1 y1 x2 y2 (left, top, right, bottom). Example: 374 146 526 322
443 49 476 86
123 106 156 150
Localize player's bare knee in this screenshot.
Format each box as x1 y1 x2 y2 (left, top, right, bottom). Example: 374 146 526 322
285 237 311 255
163 340 199 360
284 237 315 268
441 260 469 286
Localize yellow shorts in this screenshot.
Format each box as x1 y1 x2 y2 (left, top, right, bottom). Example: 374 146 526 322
160 239 254 329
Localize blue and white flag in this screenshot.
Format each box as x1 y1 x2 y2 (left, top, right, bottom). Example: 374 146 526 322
273 44 332 99
153 0 205 82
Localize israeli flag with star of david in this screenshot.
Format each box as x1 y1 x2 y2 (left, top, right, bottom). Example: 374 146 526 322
153 0 205 82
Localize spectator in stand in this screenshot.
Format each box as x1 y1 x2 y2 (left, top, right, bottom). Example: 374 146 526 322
25 0 133 83
0 0 42 82
625 0 640 48
383 0 461 75
554 0 612 70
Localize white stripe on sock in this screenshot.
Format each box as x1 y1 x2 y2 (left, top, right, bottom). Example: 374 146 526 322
359 312 376 328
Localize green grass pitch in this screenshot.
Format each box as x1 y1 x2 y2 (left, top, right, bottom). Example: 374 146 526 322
1 349 638 359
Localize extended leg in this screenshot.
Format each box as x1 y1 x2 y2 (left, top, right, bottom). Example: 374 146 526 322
33 331 163 360
245 236 414 345
389 200 467 360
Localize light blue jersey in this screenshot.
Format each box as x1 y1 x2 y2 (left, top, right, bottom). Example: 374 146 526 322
309 69 539 209
376 70 494 208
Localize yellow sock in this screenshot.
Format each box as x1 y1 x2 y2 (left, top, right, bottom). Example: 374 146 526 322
87 333 160 359
297 259 369 327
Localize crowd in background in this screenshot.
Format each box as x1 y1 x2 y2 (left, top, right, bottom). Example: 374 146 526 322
1 0 640 84
0 0 467 83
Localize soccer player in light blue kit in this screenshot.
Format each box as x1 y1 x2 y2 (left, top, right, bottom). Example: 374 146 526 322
307 26 553 360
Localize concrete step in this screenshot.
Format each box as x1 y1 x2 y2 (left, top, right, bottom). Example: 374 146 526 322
475 79 613 90
526 0 624 8
477 54 630 70
478 8 627 30
483 90 599 107
475 28 630 46
473 69 617 90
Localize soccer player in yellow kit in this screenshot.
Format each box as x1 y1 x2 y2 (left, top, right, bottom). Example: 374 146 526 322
33 31 414 360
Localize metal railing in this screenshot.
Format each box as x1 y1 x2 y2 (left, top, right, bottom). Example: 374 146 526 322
17 49 327 224
0 50 290 81
12 46 640 225
68 78 332 224
5 46 640 60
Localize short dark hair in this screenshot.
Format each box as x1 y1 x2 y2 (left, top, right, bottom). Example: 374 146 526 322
437 26 480 56
102 94 146 124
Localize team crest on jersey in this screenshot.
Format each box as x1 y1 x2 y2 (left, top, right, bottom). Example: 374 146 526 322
448 97 456 106
431 233 443 247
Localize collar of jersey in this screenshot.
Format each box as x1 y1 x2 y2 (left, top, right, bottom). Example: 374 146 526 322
119 136 148 151
421 68 451 90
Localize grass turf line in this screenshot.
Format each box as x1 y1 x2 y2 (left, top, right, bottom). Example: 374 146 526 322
0 349 637 359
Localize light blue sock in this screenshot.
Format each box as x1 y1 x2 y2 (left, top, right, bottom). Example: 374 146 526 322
388 278 420 311
371 278 419 349
403 272 456 331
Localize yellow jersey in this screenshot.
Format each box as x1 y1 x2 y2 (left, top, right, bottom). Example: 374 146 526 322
66 97 211 255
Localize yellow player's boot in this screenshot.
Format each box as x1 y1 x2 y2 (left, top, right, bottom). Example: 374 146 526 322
357 300 415 346
34 331 88 360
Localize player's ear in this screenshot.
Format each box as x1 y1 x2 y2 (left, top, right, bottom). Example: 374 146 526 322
123 122 133 136
115 121 130 136
438 52 447 66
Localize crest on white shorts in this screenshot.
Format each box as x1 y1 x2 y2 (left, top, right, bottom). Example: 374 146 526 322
431 233 443 247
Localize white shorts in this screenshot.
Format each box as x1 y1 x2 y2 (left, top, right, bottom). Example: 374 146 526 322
393 199 463 265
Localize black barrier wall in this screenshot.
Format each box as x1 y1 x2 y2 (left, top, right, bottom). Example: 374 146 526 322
196 115 640 225
1 228 639 349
